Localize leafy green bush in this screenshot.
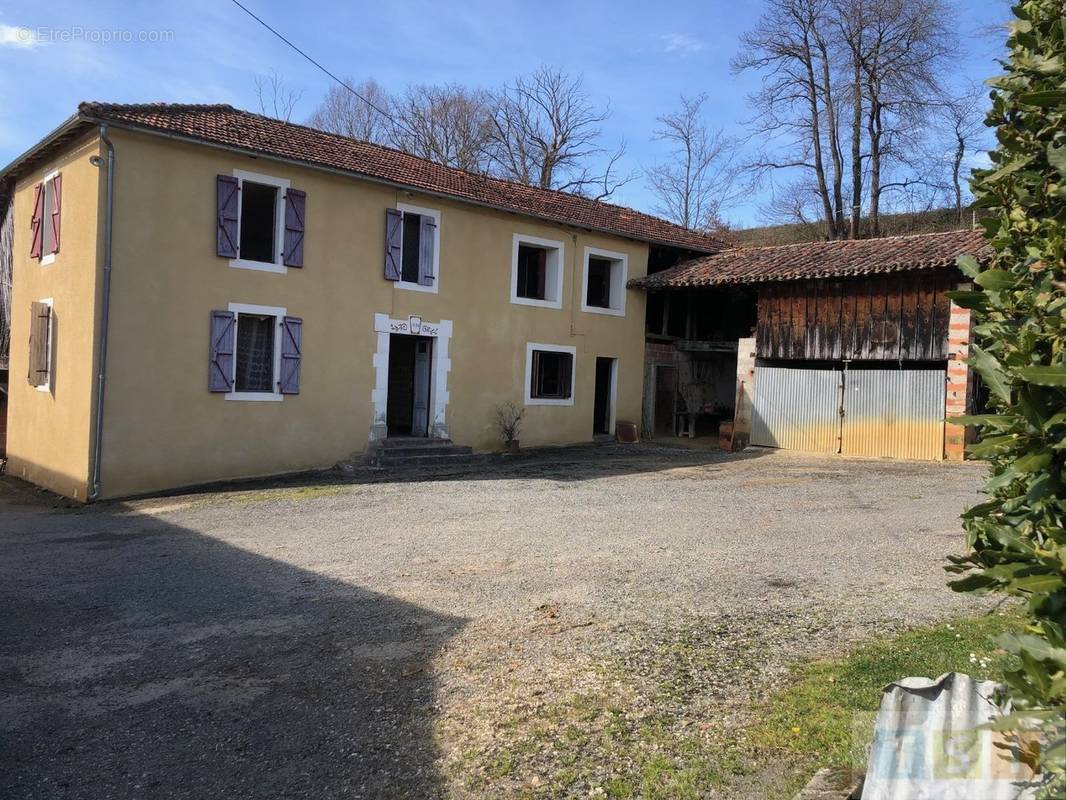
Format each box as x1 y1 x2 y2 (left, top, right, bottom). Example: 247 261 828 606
945 1 1065 792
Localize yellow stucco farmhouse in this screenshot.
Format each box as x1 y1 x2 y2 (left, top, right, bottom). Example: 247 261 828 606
0 102 717 500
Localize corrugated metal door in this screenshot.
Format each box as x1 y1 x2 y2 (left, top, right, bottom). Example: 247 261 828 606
751 366 843 453
841 368 946 460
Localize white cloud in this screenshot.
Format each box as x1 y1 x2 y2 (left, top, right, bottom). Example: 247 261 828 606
660 33 704 56
0 24 41 49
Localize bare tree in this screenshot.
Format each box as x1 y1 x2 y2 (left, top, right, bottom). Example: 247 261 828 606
736 0 958 238
254 70 303 122
734 0 847 239
855 0 955 235
938 84 987 223
487 66 631 199
646 94 739 230
391 84 494 172
306 77 393 145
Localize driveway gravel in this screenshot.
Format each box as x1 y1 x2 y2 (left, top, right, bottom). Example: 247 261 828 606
0 444 989 798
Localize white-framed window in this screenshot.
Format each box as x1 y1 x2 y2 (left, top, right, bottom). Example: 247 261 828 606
581 247 628 316
524 342 576 406
395 203 440 293
29 297 53 392
230 169 290 274
226 302 287 401
511 234 565 309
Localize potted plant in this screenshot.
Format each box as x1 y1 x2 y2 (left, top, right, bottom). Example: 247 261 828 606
495 402 524 454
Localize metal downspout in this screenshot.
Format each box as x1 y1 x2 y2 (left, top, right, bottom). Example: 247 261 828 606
88 124 114 501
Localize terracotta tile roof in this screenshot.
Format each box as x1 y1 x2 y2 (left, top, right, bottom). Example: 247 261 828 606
74 102 721 254
631 228 993 289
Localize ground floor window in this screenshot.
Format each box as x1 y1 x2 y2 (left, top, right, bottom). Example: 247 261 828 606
235 313 276 392
525 342 576 405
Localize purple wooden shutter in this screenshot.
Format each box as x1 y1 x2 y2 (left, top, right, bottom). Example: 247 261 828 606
29 182 43 259
216 175 239 258
418 214 437 286
283 189 305 268
279 316 302 394
49 174 62 254
208 310 235 392
384 208 402 281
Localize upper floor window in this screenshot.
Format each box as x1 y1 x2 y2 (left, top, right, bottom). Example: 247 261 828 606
216 170 305 273
581 247 627 316
383 204 439 292
511 234 564 309
30 171 62 265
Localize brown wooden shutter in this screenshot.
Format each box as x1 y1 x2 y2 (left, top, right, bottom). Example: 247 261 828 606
417 214 437 286
216 175 239 258
208 310 236 392
29 183 44 259
27 301 51 387
49 174 62 254
561 354 573 399
282 189 305 268
531 350 542 397
278 316 302 394
384 208 402 281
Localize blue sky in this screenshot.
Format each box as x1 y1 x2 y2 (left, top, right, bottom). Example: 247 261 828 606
0 0 1011 226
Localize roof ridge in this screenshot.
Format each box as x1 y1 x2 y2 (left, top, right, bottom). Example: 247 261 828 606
724 227 983 256
78 101 723 249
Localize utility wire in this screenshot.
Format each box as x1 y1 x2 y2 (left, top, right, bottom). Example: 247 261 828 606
227 0 414 138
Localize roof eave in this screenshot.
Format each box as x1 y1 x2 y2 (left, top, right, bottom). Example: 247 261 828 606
76 112 719 255
0 111 90 185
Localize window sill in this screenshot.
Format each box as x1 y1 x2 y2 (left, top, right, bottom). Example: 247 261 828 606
511 296 563 310
525 397 574 407
225 391 284 402
581 303 626 317
395 279 438 294
40 253 56 267
229 258 287 274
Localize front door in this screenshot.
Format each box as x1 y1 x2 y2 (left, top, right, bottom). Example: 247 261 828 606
412 340 431 436
386 334 432 437
593 357 615 435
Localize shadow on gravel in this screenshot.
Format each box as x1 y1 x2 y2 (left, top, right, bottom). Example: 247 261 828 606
93 443 777 505
0 502 466 800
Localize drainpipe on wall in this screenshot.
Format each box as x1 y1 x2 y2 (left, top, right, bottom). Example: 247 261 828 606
88 124 115 502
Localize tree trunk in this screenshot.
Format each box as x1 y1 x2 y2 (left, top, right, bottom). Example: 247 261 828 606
953 132 965 225
818 37 846 237
802 33 838 239
866 90 883 238
849 45 863 239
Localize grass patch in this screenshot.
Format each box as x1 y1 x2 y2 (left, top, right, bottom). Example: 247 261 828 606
749 610 1022 770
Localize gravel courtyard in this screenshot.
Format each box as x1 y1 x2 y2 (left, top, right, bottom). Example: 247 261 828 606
0 444 989 799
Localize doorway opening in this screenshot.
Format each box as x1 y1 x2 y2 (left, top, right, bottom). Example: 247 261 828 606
593 357 617 436
386 334 433 437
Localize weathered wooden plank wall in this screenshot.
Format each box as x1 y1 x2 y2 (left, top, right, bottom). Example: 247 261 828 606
756 271 955 361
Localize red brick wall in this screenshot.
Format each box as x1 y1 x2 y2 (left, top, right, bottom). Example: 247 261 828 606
944 300 973 461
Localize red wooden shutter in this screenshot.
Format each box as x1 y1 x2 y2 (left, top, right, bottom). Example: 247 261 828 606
216 175 239 258
384 208 402 281
27 301 51 386
208 310 236 392
279 316 302 394
283 189 305 268
418 214 437 286
49 174 62 254
29 183 44 259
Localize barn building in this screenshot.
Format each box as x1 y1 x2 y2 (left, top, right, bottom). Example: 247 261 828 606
632 229 990 461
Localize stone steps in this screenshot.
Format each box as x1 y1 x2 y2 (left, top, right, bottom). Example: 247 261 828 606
365 438 480 469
